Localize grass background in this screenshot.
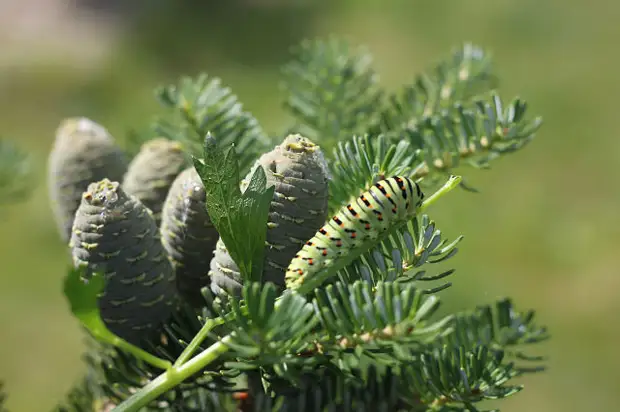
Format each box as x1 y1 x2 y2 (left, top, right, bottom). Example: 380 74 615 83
1 1 618 410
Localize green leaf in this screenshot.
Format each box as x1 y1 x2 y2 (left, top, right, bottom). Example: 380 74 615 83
194 133 275 283
63 267 107 332
62 267 171 370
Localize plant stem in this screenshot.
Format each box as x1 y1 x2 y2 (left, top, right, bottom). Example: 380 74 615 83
114 338 172 371
113 335 233 412
418 175 462 214
173 316 223 367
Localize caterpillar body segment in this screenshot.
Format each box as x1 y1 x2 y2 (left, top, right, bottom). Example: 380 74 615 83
209 134 330 296
285 176 424 294
160 167 219 308
122 138 188 226
70 179 177 345
47 117 129 242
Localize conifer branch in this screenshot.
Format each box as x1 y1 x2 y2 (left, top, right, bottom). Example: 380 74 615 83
45 36 548 412
154 74 272 173
281 37 383 146
404 93 542 190
0 139 33 205
375 43 497 133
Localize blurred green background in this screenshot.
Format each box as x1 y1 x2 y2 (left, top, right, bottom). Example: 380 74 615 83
1 0 618 411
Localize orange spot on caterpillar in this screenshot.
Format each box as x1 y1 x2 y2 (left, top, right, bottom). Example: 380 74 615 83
347 204 358 217
333 216 344 227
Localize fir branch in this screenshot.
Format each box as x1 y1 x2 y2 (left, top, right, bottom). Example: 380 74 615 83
0 139 33 205
313 281 449 350
155 74 271 174
335 214 463 292
403 93 542 190
281 37 383 146
328 134 417 213
0 381 7 412
249 367 406 411
398 345 523 410
442 298 549 374
220 283 319 364
375 43 497 133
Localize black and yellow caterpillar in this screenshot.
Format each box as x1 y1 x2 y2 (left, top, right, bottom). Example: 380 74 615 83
70 179 177 345
285 176 424 292
47 117 128 242
160 167 219 308
209 134 330 296
122 138 188 226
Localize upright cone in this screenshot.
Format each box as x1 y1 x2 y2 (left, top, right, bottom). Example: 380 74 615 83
48 117 128 242
122 138 188 226
71 179 177 345
161 167 219 308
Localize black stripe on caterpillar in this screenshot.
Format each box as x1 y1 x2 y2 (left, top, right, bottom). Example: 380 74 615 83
122 138 189 226
285 176 424 293
70 178 177 346
209 134 330 297
160 167 219 308
47 117 128 243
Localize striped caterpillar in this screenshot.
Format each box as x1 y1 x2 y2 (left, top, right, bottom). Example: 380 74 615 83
47 117 128 242
285 176 424 293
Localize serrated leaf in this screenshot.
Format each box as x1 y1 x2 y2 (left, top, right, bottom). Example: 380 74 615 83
195 133 275 283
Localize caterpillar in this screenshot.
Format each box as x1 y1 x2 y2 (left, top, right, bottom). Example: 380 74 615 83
209 134 330 297
70 179 177 346
47 117 128 242
122 138 188 226
160 167 219 308
285 176 424 293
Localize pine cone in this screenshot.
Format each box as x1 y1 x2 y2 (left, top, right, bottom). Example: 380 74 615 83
122 138 188 226
161 167 219 308
47 117 128 243
70 179 177 345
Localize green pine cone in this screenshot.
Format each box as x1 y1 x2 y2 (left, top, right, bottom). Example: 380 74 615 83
70 179 177 345
161 167 219 308
209 134 330 297
47 117 129 243
122 138 188 225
